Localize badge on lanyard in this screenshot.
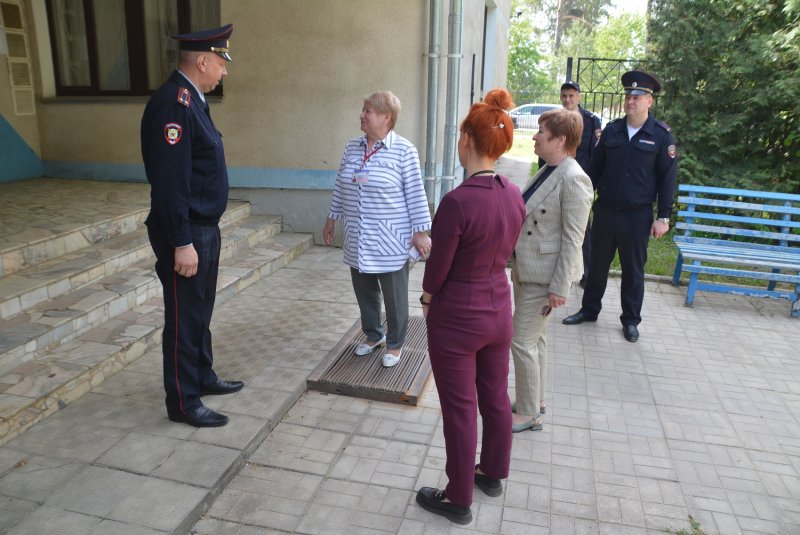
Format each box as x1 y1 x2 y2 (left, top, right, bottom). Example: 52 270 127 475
353 169 369 183
354 141 383 183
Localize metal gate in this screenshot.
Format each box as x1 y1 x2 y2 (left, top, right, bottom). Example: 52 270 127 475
567 57 656 126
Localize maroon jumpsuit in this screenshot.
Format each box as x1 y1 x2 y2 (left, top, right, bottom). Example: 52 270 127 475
423 173 525 506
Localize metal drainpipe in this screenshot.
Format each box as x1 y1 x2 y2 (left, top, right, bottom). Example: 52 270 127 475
423 0 442 212
439 0 463 200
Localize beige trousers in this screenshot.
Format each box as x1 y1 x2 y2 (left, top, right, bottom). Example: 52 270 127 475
511 279 551 417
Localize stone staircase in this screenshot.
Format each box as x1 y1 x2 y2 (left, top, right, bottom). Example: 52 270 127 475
0 179 314 445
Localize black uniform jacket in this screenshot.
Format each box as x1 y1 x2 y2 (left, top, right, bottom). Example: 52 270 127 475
575 106 602 172
141 70 229 247
589 114 677 218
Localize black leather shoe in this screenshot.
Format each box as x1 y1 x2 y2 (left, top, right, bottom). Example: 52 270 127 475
562 310 597 325
201 379 245 396
474 465 503 497
416 487 472 525
168 405 229 427
623 324 639 342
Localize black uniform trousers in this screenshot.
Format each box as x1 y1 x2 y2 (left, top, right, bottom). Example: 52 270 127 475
148 223 221 415
580 203 652 326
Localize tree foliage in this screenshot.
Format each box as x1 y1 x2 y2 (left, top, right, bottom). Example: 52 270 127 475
507 0 645 103
648 0 800 193
507 0 551 102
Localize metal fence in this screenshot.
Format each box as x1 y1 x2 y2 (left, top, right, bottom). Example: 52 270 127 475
511 57 662 129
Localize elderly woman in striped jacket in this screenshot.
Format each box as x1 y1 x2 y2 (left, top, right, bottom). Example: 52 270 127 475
323 91 432 368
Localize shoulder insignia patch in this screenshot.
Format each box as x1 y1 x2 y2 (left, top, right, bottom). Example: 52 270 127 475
657 120 672 132
176 87 191 108
667 144 677 158
164 123 183 145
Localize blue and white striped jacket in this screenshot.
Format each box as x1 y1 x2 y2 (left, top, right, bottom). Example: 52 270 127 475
328 130 432 273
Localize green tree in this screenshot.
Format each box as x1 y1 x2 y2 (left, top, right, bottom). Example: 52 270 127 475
507 0 551 102
648 0 800 193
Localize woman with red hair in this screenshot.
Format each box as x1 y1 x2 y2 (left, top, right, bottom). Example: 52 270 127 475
416 88 526 524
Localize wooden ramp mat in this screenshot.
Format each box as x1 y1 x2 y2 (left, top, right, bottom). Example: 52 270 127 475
307 316 431 405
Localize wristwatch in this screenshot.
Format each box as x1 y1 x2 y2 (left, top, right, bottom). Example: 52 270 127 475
657 217 670 225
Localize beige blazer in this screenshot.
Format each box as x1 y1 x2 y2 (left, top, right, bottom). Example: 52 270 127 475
512 156 593 297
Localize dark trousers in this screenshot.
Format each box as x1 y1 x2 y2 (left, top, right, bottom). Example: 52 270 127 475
426 285 513 507
349 263 410 350
580 203 652 326
148 224 220 415
582 217 592 279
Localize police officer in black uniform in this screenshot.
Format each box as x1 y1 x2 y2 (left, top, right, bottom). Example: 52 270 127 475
562 71 678 343
141 23 244 427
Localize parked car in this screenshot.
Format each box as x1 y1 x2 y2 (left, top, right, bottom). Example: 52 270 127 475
508 103 560 130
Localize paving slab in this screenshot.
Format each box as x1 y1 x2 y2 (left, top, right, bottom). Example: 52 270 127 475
0 184 798 535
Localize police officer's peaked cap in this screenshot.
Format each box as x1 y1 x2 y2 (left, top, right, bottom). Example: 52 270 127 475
561 80 581 92
621 70 660 95
172 24 233 61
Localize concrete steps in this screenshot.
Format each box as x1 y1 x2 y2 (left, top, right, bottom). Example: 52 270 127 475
0 182 314 445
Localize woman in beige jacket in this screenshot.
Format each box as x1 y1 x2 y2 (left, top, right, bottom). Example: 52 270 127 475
510 108 594 432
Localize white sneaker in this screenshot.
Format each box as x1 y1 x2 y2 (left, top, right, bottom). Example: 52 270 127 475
354 335 386 356
382 350 401 368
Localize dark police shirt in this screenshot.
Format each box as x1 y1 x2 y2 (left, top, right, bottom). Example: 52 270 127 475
538 106 601 173
588 114 677 218
141 70 229 247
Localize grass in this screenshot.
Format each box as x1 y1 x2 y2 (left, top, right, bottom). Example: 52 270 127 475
508 128 536 160
610 228 678 277
668 515 711 535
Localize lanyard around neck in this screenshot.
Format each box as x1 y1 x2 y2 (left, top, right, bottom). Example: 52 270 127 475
363 141 384 166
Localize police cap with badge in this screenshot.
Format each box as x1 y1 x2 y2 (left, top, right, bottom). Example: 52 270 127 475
621 70 660 95
561 80 581 92
171 23 234 61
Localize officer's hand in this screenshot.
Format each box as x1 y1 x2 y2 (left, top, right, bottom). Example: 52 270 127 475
651 220 669 239
174 245 199 277
323 218 335 246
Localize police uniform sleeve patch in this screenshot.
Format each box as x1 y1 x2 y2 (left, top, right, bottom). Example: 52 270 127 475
164 123 183 145
667 144 677 158
176 87 191 108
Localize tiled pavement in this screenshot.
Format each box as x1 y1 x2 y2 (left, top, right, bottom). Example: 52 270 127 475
1 164 799 534
193 246 797 534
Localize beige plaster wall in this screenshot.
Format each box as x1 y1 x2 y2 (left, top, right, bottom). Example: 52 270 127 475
218 0 428 170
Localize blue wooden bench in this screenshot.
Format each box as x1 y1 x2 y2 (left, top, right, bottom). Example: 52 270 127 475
671 185 800 318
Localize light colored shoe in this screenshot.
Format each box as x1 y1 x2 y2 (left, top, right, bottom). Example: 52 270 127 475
511 416 543 433
382 350 401 368
354 335 386 356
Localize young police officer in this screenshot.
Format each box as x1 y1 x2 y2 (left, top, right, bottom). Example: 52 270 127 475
562 71 678 343
141 24 244 427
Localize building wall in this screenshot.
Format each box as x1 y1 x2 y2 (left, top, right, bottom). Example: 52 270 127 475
11 0 512 237
0 0 43 182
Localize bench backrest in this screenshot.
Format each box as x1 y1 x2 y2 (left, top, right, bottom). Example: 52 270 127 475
675 185 800 247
